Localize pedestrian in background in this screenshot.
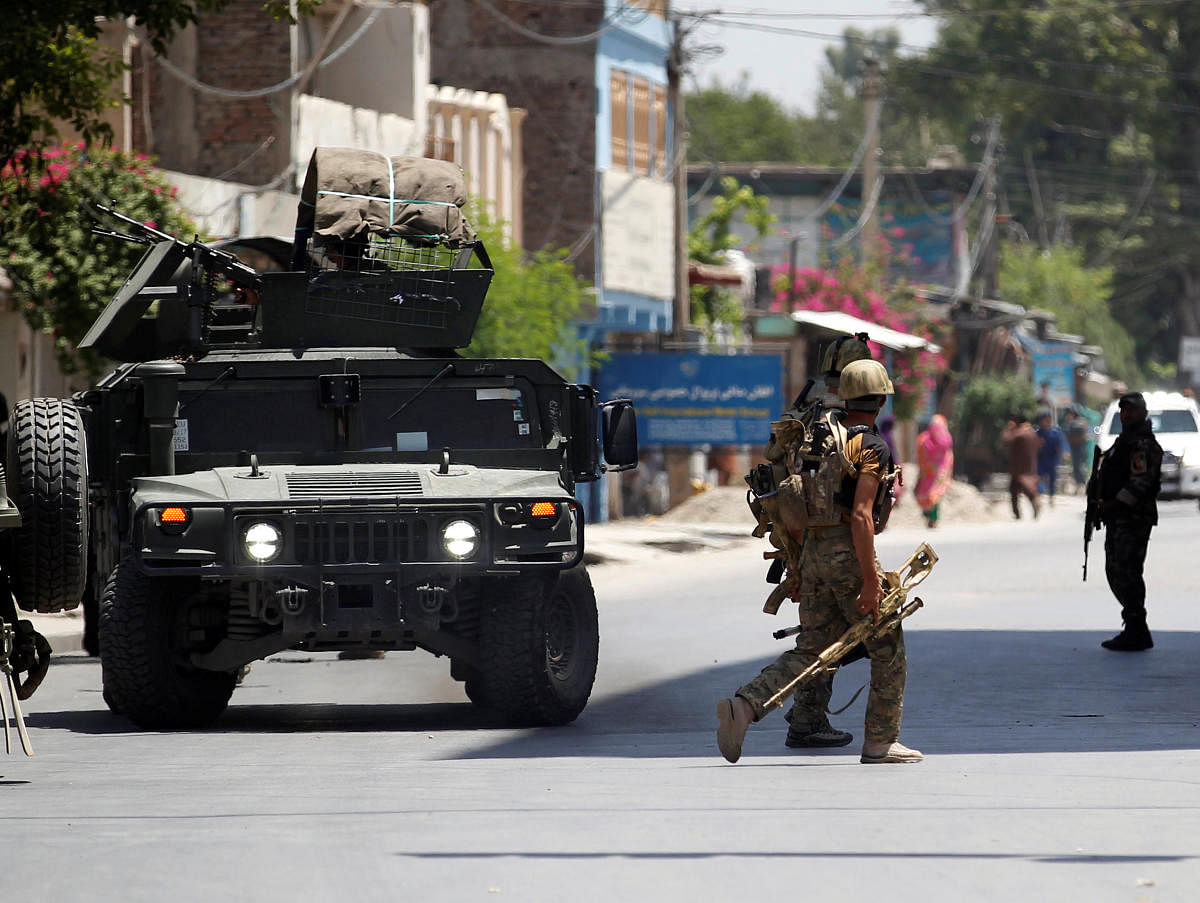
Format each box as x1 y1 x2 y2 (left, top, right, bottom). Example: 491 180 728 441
1064 409 1090 491
1035 410 1066 503
915 414 954 529
1002 411 1041 519
1097 392 1162 652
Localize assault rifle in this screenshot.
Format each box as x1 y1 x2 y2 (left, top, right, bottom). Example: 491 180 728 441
762 543 937 712
1082 445 1103 581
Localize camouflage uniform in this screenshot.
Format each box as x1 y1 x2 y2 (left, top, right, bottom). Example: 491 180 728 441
737 428 907 745
1098 415 1161 633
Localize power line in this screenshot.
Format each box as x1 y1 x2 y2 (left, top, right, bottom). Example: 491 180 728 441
150 6 383 99
472 0 649 46
687 0 1190 22
684 15 1200 89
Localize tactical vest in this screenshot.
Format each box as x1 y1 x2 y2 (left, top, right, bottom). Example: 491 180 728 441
790 411 854 527
749 407 897 538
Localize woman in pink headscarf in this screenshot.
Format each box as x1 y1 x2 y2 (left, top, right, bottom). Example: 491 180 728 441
915 414 954 528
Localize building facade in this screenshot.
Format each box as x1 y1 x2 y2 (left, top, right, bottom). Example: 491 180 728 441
431 0 675 337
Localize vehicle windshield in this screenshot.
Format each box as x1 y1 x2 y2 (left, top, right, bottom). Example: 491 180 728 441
175 380 542 453
1106 409 1198 434
359 383 541 451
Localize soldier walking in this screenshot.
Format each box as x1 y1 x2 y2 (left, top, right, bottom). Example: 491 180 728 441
1097 392 1162 651
717 359 922 765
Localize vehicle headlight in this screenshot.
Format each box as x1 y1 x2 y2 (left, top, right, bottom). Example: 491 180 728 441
442 519 479 559
243 521 282 562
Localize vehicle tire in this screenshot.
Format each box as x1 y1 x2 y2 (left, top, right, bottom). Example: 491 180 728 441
98 559 235 729
477 566 599 727
5 398 88 613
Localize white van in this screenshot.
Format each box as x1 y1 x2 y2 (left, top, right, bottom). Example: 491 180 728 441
1096 391 1200 499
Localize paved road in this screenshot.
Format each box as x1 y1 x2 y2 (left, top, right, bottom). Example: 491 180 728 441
4 496 1199 901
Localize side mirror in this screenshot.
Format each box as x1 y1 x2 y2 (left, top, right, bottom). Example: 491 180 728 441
601 399 638 472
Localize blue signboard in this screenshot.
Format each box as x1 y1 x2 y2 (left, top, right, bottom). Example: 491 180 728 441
1031 341 1075 406
596 352 784 446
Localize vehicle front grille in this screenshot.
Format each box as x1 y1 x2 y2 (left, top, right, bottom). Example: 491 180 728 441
286 471 424 499
293 516 431 565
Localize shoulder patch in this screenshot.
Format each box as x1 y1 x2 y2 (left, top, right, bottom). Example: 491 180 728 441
1131 450 1147 475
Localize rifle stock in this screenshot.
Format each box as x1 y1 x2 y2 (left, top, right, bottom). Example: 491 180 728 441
763 542 937 711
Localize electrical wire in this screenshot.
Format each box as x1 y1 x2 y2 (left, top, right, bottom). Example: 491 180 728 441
472 0 649 46
810 95 881 220
149 5 382 100
686 0 1190 22
830 173 884 249
682 14 1200 90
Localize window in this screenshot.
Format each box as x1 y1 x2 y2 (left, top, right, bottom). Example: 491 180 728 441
625 0 667 16
609 68 667 179
610 70 629 170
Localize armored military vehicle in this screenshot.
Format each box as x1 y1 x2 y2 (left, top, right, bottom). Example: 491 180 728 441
3 150 637 729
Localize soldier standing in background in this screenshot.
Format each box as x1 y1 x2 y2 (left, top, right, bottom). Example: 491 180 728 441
1097 393 1162 652
719 359 921 765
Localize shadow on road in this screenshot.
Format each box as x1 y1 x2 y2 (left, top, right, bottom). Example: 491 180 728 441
21 629 1200 756
450 627 1200 760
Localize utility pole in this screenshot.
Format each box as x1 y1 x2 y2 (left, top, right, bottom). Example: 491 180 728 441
980 118 1001 300
860 55 882 270
668 14 689 343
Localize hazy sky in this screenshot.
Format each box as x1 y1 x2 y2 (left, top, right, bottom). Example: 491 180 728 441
677 1 940 114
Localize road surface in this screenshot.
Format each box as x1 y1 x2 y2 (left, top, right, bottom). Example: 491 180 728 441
3 495 1198 901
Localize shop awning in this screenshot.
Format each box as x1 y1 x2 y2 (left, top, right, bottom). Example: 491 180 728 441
790 309 940 353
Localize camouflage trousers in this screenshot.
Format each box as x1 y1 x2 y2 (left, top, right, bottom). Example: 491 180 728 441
1103 519 1153 622
737 524 907 745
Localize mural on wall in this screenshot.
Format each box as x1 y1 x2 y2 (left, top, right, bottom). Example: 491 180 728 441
823 191 956 286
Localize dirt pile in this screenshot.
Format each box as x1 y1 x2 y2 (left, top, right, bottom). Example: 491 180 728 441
655 465 1007 530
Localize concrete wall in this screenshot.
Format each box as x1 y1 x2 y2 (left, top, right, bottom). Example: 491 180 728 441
164 170 299 240
0 312 90 408
294 95 421 175
307 3 427 122
600 170 673 301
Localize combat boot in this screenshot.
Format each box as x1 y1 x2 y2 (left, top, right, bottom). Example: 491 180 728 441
716 696 754 763
785 713 853 748
1101 619 1153 651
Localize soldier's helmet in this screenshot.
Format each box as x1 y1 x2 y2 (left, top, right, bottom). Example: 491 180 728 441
821 333 872 389
838 359 895 402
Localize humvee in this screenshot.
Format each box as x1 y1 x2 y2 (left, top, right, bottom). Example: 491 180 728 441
3 151 637 729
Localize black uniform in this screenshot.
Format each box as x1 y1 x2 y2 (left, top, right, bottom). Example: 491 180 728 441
1097 414 1162 647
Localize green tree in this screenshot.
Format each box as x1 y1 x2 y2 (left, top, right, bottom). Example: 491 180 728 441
463 212 595 379
952 373 1037 484
687 176 774 344
998 244 1137 381
903 0 1200 374
0 0 318 165
0 143 196 374
684 30 955 168
684 75 804 163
